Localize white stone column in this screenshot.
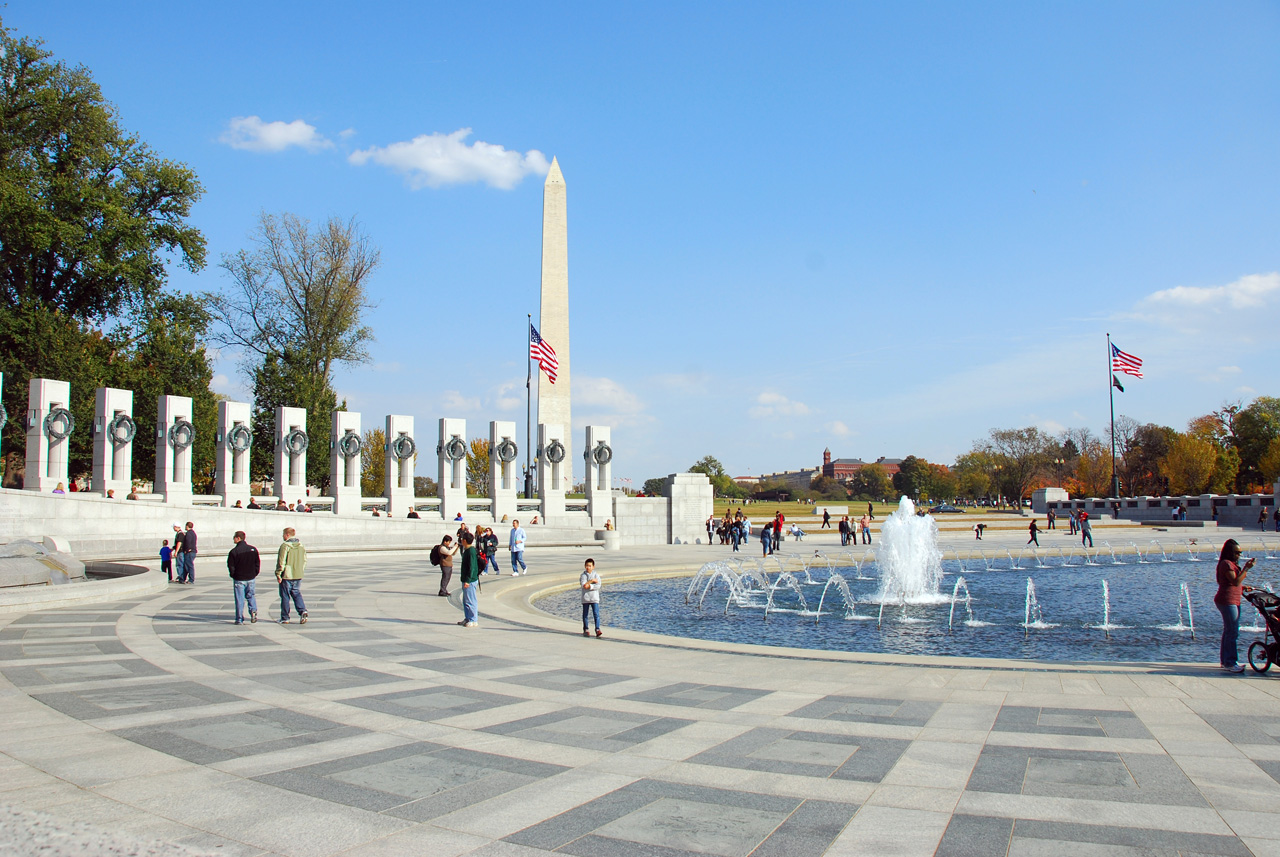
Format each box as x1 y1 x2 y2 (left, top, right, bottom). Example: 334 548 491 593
490 420 518 523
92 387 135 497
537 423 567 521
330 410 362 515
584 425 612 526
24 378 73 492
155 395 194 505
666 472 714 544
437 418 467 522
274 406 308 503
385 415 416 517
215 401 252 508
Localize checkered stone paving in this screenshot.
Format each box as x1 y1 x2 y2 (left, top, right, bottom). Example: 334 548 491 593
689 726 910 782
481 706 695 752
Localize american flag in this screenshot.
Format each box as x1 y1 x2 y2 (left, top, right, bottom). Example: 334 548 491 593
530 323 559 384
1111 343 1143 379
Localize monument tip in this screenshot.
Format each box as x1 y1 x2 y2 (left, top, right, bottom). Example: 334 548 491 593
546 156 563 185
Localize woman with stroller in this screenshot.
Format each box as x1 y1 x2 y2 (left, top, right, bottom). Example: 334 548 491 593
1215 538 1255 673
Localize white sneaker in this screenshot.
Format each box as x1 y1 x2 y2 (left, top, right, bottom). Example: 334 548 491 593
1224 664 1246 673
464 621 478 627
511 571 518 576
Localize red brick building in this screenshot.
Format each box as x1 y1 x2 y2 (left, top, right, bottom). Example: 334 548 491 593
821 449 903 480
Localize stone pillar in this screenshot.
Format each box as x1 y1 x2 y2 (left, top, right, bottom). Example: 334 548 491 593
155 395 194 505
0 372 5 464
24 378 72 492
584 425 612 526
330 410 362 515
92 387 135 497
274 406 308 503
666 472 714 544
215 401 252 508
490 420 518 523
437 418 467 522
537 422 567 521
385 415 416 517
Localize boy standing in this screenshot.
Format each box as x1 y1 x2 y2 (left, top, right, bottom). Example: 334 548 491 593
580 558 602 637
159 539 173 582
275 528 308 624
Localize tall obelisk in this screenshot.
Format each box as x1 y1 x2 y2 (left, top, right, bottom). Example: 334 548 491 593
537 157 571 490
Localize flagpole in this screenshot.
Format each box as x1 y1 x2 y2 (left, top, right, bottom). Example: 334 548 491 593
526 313 533 500
1107 332 1119 498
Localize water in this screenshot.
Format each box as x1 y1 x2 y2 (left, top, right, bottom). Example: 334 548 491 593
874 497 946 603
536 556 1279 663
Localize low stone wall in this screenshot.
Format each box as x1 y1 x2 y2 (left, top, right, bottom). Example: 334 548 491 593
1041 491 1278 529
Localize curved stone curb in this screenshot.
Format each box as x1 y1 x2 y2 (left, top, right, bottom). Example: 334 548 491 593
0 567 167 614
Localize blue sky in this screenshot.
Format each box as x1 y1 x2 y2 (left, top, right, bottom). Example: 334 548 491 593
13 2 1280 482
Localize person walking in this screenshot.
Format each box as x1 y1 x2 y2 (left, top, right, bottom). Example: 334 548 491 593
1273 507 1279 533
227 531 260 625
760 522 773 557
1080 511 1093 548
177 522 198 583
822 508 831 529
479 527 501 575
431 535 458 596
1261 508 1269 532
1027 519 1040 547
839 516 849 546
458 531 480 627
1214 538 1254 673
1067 510 1078 536
772 511 784 552
860 514 872 545
730 517 741 552
275 527 307 624
171 523 187 583
706 516 714 545
509 520 528 576
868 502 874 519
580 557 602 637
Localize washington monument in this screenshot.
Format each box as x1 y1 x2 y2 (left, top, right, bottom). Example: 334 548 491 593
537 157 571 489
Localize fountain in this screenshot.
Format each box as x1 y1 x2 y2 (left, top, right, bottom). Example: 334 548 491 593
814 574 857 623
1022 577 1058 636
874 497 946 603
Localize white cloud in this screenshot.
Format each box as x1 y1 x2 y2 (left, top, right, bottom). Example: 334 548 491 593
576 376 643 414
441 390 481 412
1217 365 1242 374
219 116 332 152
349 128 549 189
1143 272 1280 310
825 420 852 437
494 380 524 412
750 392 811 419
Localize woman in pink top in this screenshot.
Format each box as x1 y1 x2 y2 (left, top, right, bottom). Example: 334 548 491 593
1214 539 1255 673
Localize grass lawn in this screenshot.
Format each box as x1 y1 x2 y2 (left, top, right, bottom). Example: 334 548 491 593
711 500 927 520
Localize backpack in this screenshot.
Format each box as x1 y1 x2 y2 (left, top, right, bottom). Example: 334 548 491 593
429 545 443 567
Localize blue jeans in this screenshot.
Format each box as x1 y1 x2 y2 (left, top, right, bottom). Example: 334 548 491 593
279 579 306 621
173 553 186 582
510 550 526 573
233 579 257 623
485 553 501 574
1081 531 1092 548
1218 602 1241 668
582 602 599 630
178 553 195 582
462 583 478 623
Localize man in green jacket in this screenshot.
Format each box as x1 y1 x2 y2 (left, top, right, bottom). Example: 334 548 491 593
275 527 308 624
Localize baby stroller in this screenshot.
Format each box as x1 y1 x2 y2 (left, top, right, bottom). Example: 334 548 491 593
1244 587 1280 673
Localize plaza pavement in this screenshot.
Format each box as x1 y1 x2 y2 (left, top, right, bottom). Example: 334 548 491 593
3 526 1280 857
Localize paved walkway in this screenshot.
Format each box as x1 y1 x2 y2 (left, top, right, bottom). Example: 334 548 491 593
2 532 1280 857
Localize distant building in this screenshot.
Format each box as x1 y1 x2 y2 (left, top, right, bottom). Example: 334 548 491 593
757 468 821 491
732 475 760 488
821 448 903 479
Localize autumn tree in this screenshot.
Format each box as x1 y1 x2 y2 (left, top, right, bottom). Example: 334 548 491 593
467 438 491 495
360 427 387 496
1161 434 1219 495
848 463 893 500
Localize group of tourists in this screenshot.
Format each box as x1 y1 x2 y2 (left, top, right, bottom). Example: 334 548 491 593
838 515 872 546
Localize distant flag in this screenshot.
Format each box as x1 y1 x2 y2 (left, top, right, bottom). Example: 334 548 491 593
1112 375 1125 393
530 323 559 384
1111 343 1143 378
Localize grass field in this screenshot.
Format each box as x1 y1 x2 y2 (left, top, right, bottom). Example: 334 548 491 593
710 500 938 520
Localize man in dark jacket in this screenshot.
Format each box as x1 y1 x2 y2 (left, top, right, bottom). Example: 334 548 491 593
227 530 260 625
178 522 198 584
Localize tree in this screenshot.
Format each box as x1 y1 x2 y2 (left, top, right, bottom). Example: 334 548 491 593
360 427 386 497
952 452 995 500
0 22 206 321
982 427 1054 507
642 477 667 496
249 350 341 489
848 463 892 499
467 438 491 495
892 456 931 500
1260 437 1280 486
689 454 743 497
414 475 437 495
925 463 957 503
1161 433 1219 495
1232 397 1280 491
1066 440 1111 498
208 212 379 384
809 475 849 500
